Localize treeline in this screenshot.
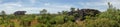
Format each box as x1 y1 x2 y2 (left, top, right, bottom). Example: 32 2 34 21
0 2 120 27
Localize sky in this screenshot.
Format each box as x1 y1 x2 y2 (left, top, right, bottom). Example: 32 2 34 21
0 0 120 14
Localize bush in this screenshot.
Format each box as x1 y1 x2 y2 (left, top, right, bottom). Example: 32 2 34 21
85 18 120 27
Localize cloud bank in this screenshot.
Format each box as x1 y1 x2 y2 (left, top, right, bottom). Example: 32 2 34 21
0 0 119 14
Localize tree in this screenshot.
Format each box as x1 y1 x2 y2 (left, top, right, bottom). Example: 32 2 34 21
98 3 120 24
62 11 68 15
70 7 75 12
1 11 6 15
108 2 113 9
58 12 61 15
1 11 6 18
40 9 47 14
107 2 116 13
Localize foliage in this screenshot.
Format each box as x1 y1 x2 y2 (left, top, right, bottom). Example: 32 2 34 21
85 18 120 27
0 2 120 27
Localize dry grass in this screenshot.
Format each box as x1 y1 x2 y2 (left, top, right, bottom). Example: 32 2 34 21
76 20 85 27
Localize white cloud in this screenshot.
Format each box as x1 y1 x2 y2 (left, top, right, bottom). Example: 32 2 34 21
30 0 36 4
39 4 72 13
78 0 120 12
44 3 72 9
0 2 23 14
0 3 22 10
78 2 107 11
52 5 71 9
100 0 120 8
3 0 117 14
44 3 50 6
78 2 107 7
0 2 72 14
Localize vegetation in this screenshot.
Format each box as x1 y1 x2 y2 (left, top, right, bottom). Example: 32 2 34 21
0 2 120 27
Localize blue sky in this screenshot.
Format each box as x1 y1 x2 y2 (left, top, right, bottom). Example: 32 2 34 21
0 0 120 14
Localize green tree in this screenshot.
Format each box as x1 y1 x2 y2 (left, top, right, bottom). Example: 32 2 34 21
62 11 68 15
1 11 6 18
58 12 61 15
70 7 75 12
40 9 47 14
99 2 120 20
